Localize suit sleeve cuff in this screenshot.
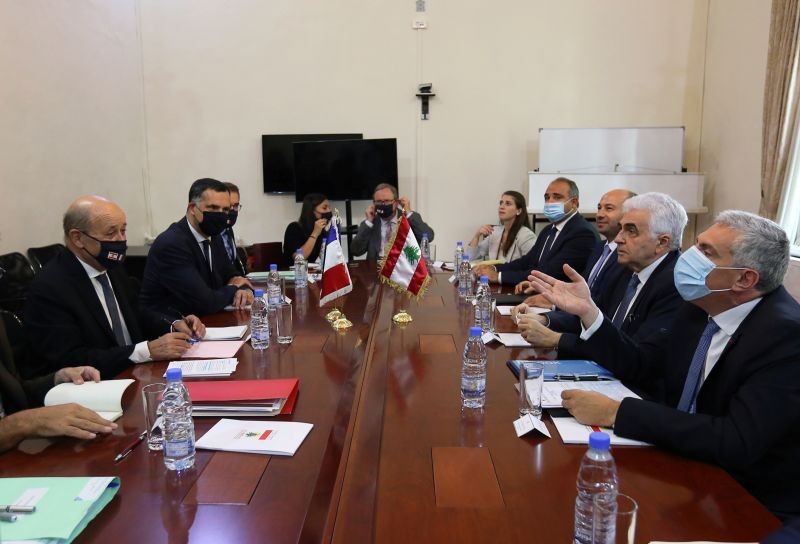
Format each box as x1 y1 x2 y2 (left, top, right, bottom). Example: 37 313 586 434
580 311 605 340
365 219 374 228
130 341 152 363
405 211 416 219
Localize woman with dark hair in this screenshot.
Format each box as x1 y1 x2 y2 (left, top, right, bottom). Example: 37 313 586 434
468 190 536 262
283 193 332 264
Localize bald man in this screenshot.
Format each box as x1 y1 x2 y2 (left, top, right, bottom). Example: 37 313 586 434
23 196 205 380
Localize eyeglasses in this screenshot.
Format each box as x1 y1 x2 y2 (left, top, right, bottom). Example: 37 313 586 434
373 200 394 206
231 204 243 212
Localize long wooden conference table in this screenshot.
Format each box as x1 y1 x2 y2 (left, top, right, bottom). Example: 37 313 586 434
0 265 781 543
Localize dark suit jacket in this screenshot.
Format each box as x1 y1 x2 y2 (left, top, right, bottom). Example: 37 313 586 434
0 318 54 412
139 217 242 316
23 251 169 380
547 241 630 333
580 286 800 518
496 212 597 285
350 211 435 261
223 227 247 277
556 251 682 354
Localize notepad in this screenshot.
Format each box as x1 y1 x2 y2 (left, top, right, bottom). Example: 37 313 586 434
196 419 313 456
0 476 120 543
203 326 248 340
43 379 134 421
181 340 245 359
551 417 650 446
165 358 238 378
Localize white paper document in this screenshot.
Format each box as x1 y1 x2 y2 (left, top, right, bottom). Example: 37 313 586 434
482 332 532 347
513 414 551 438
203 326 248 341
44 379 134 422
551 417 650 447
165 358 239 378
195 418 313 456
541 380 640 409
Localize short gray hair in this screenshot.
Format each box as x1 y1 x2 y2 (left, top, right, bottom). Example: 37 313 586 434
715 210 789 293
552 177 579 199
622 192 688 250
63 201 95 236
373 183 398 200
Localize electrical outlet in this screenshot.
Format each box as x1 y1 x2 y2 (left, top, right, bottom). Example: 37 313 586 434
412 20 427 29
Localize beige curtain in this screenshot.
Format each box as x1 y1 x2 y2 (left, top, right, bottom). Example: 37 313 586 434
761 0 800 220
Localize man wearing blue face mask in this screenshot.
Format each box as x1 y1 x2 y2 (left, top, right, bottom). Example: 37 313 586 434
23 196 206 379
350 183 434 261
474 177 597 286
528 210 800 520
139 178 254 316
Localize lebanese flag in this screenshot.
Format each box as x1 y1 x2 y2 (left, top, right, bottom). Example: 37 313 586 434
319 218 353 306
378 214 430 298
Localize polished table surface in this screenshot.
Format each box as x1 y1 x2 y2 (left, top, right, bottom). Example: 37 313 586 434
0 266 781 543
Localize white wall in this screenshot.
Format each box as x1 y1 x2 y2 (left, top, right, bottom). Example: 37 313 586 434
0 0 766 258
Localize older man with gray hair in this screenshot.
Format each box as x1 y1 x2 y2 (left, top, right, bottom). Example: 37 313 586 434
528 210 800 519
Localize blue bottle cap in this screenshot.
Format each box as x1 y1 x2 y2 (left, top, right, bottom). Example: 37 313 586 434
166 368 182 381
480 276 489 283
462 255 469 261
270 264 277 271
469 326 482 337
457 241 463 246
296 249 302 254
422 233 428 239
254 288 264 297
589 431 611 450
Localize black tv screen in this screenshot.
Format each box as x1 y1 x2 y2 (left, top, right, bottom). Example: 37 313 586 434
262 134 363 193
293 138 398 202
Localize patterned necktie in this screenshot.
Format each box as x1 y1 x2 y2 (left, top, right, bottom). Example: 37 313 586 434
96 273 126 346
587 243 612 289
611 274 640 328
677 319 721 413
201 240 212 272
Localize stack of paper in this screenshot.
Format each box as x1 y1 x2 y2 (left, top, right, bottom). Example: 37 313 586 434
44 380 134 422
550 417 650 447
196 419 313 455
165 358 239 378
203 326 248 340
181 340 245 359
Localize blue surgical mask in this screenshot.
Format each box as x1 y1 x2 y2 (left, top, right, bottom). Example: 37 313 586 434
673 245 746 301
543 202 566 222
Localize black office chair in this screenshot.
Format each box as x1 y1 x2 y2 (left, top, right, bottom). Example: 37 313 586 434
0 309 28 378
27 243 65 273
0 254 35 312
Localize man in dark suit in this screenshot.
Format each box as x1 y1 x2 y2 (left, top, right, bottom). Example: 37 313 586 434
474 177 597 286
23 196 202 379
530 210 800 519
519 192 685 356
350 183 435 261
222 181 247 276
139 178 254 316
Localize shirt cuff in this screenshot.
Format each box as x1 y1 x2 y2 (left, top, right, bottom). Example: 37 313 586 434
405 211 416 219
497 272 502 284
365 219 374 228
579 311 605 340
129 341 152 363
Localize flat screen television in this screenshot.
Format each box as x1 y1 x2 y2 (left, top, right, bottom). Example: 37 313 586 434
293 138 398 202
262 133 363 194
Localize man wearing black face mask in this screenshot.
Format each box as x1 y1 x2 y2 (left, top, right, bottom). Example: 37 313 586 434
23 196 205 380
222 182 247 276
139 178 254 316
350 183 434 261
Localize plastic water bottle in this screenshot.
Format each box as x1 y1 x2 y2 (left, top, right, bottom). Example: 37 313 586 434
458 255 474 300
574 431 618 544
267 263 282 306
250 289 269 350
474 275 493 332
461 326 487 409
294 249 308 288
162 368 195 471
420 233 431 265
454 241 464 267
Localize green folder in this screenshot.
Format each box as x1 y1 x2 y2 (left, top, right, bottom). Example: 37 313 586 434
0 476 120 543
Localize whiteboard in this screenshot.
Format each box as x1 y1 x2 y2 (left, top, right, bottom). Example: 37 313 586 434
538 127 684 173
528 173 706 214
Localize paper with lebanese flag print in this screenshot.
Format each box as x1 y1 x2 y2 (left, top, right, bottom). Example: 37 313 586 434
378 214 431 298
319 217 353 306
195 418 313 456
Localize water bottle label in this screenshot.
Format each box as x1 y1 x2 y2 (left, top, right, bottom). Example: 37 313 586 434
165 439 191 457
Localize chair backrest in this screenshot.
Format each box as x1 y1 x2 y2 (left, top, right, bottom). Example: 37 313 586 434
250 242 284 272
0 253 36 312
27 243 65 273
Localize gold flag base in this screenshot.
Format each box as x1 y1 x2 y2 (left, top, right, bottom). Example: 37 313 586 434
333 317 353 330
325 309 342 323
392 309 413 324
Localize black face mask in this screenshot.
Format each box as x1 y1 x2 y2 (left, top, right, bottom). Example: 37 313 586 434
227 210 239 228
197 210 229 237
375 203 394 219
320 211 333 221
81 232 127 269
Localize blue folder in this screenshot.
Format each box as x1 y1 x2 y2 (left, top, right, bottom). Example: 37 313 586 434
506 359 615 381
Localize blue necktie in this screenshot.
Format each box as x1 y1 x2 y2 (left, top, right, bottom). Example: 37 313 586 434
611 274 640 328
587 243 612 288
677 319 721 413
96 273 126 346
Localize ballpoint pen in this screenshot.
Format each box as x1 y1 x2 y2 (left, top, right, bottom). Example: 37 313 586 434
0 512 18 522
114 430 147 463
0 505 35 513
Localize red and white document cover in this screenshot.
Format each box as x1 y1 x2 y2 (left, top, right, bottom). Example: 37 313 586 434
195 419 313 456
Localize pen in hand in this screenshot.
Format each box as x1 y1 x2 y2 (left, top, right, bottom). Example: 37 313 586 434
114 430 147 463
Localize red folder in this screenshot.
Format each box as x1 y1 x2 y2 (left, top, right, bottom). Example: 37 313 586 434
185 378 299 415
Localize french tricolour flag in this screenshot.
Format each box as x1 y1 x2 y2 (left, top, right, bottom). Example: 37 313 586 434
378 214 430 298
319 219 353 306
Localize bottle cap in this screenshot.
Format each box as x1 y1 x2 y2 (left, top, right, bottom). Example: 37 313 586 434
469 326 482 337
296 249 302 254
254 288 264 297
589 431 611 450
270 264 277 271
462 255 469 261
457 241 463 246
480 276 489 283
166 368 182 381
422 233 428 239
